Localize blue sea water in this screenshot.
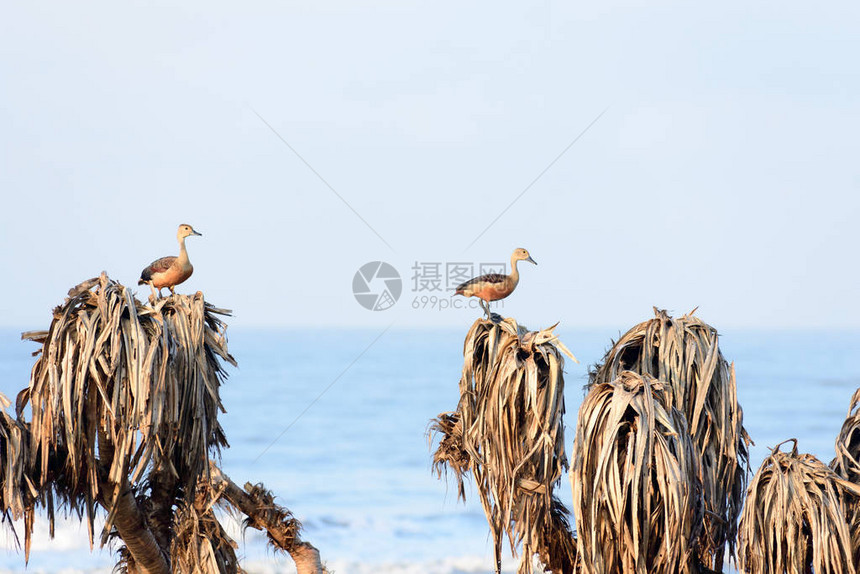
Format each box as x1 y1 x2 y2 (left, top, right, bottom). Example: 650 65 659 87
0 325 857 573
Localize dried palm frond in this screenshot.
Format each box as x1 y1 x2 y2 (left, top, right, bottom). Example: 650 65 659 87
18 273 235 556
431 318 577 574
0 391 31 550
537 497 579 574
0 274 327 573
738 439 860 574
832 387 860 483
572 371 703 574
170 487 241 574
589 308 750 570
845 503 860 574
429 412 469 501
831 387 860 567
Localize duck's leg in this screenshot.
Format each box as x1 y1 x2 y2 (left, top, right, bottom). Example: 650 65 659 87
147 282 159 304
484 300 502 323
168 286 176 297
480 299 491 319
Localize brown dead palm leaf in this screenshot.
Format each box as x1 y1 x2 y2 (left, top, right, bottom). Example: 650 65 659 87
430 317 578 574
1 274 326 573
738 439 860 574
538 496 580 574
429 411 470 501
571 371 703 574
846 503 860 574
588 308 751 571
830 387 860 566
17 273 234 559
169 494 242 574
832 387 860 483
0 391 31 550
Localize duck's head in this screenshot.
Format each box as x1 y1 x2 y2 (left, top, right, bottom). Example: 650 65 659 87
177 224 203 240
512 247 536 265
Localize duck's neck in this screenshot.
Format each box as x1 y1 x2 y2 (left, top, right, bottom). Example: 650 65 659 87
509 255 520 285
177 236 190 264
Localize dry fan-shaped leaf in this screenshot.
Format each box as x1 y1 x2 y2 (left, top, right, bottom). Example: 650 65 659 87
430 317 577 574
571 371 703 574
739 439 860 574
589 308 750 571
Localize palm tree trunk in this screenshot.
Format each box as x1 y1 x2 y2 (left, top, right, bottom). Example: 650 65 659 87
209 463 326 574
148 468 178 552
290 542 327 574
111 486 170 574
98 429 169 574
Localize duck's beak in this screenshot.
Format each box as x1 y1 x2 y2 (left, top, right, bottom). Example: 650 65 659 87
526 255 537 265
192 229 203 236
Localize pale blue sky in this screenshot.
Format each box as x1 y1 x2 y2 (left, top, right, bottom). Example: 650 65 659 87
1 1 858 330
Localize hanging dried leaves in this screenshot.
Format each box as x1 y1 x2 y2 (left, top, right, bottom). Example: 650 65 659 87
16 273 234 556
0 274 325 573
831 387 860 568
571 371 703 574
431 317 577 574
588 308 751 571
739 440 860 574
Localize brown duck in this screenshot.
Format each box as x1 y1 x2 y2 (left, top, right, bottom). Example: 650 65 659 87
455 248 536 318
138 224 202 298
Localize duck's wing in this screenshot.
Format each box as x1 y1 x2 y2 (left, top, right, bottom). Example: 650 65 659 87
140 256 177 281
455 273 507 293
